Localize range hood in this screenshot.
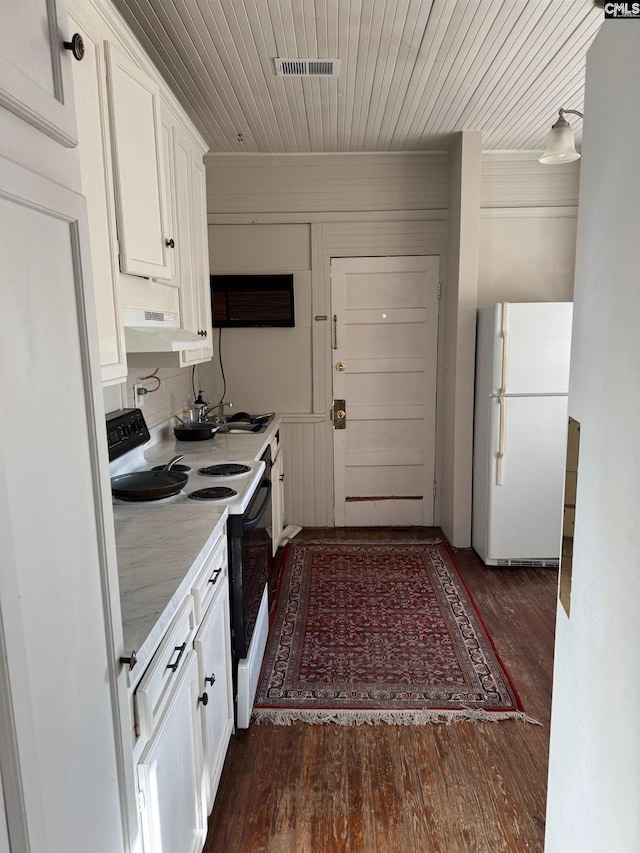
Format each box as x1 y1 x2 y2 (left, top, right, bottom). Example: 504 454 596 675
122 308 207 353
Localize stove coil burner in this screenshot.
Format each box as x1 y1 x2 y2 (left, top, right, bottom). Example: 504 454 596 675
188 487 237 501
151 463 191 472
198 463 251 477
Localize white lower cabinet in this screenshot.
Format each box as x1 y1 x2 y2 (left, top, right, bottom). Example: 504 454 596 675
194 582 234 813
133 531 233 852
137 651 206 853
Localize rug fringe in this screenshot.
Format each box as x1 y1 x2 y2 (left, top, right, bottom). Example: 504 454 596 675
299 537 444 546
252 708 541 727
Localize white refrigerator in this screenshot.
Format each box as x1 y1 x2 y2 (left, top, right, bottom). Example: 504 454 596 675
472 302 573 566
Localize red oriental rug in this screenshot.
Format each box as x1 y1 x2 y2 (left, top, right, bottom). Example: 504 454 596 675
253 540 538 726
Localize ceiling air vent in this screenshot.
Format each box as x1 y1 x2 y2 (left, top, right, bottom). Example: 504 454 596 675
274 58 340 77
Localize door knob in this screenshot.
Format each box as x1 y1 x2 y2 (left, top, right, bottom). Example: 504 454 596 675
63 33 85 61
336 362 345 371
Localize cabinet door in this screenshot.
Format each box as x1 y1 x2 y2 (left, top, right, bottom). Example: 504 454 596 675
193 587 233 814
271 446 285 556
105 42 172 279
137 651 206 853
69 11 127 385
0 0 78 146
0 155 127 852
172 124 196 328
182 154 213 364
160 114 179 286
178 136 213 367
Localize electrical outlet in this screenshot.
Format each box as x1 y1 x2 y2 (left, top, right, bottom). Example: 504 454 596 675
133 384 147 407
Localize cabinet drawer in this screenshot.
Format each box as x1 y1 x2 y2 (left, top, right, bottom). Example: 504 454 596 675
191 535 227 623
135 596 196 739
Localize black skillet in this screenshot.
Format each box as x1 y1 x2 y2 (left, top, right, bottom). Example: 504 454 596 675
111 455 188 501
173 422 218 441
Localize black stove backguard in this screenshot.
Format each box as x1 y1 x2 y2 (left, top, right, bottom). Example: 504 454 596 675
106 408 150 461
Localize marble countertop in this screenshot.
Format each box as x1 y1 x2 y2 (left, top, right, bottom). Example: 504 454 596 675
113 415 281 687
143 414 281 468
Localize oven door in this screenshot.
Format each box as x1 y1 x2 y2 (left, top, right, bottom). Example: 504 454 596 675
228 451 272 664
239 477 271 659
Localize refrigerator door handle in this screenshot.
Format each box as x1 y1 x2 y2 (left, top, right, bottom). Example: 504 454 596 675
496 394 506 485
495 303 509 486
499 302 509 396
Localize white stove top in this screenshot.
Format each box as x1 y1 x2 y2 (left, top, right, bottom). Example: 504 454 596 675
110 447 265 515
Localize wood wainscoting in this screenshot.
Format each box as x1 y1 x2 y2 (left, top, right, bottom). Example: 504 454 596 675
205 528 557 853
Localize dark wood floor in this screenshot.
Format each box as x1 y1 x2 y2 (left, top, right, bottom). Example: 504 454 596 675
205 528 558 853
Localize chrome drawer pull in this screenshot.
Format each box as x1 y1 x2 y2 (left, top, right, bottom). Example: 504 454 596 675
166 642 187 673
208 568 222 585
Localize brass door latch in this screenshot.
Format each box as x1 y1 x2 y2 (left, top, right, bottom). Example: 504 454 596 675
332 399 346 429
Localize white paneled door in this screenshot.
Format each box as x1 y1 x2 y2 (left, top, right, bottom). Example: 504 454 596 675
331 256 440 526
0 156 126 851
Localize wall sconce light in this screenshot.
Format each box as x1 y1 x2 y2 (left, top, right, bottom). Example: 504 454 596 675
539 108 584 164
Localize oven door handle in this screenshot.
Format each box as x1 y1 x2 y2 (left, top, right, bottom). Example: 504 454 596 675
243 479 272 532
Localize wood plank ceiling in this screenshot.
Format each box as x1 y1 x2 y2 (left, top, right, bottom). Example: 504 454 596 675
113 0 602 153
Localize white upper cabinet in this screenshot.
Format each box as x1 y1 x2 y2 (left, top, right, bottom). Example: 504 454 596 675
0 0 78 147
160 115 179 287
145 105 212 369
183 153 213 365
69 10 127 385
105 41 173 280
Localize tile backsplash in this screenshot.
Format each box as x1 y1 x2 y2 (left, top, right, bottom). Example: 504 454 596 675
103 366 193 429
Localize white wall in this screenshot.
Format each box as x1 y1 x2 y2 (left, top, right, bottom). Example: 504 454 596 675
439 131 481 547
103 367 194 431
205 152 448 215
205 152 449 526
478 152 579 307
205 148 580 534
478 214 577 306
205 224 313 414
545 23 640 853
